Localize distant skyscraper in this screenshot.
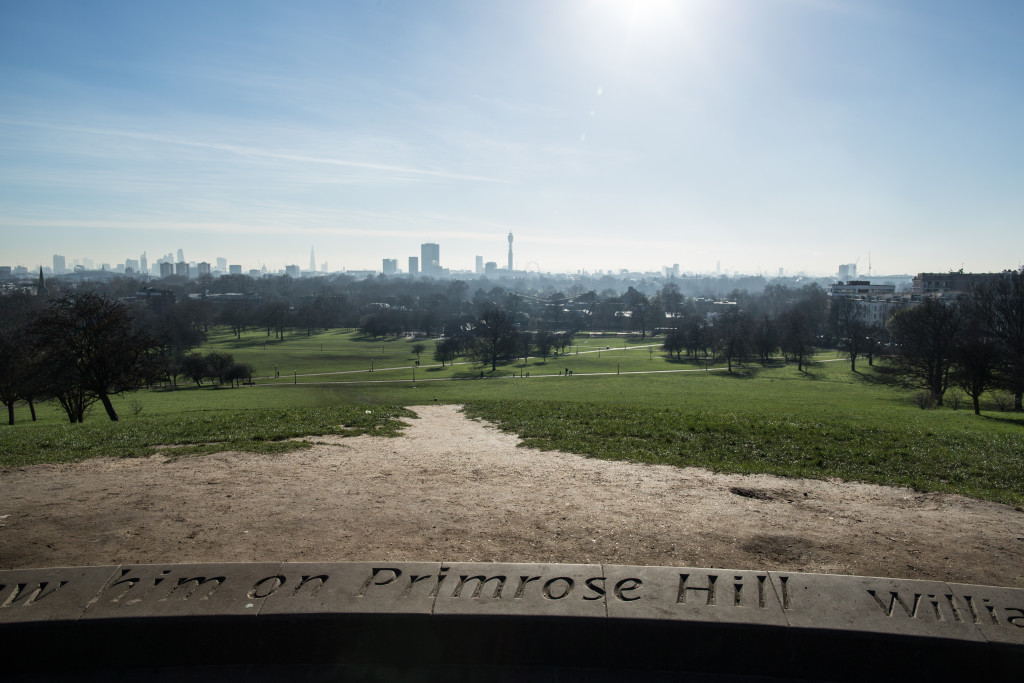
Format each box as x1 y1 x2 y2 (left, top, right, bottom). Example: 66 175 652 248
507 231 513 272
216 257 227 270
475 255 483 274
382 258 397 275
140 252 148 275
408 256 419 276
285 264 301 278
198 262 211 277
421 243 440 277
177 249 185 263
309 246 316 271
175 262 188 278
838 263 857 282
160 262 173 278
229 265 242 275
52 254 65 275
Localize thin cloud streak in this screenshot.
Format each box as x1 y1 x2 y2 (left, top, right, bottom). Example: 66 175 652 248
0 118 510 184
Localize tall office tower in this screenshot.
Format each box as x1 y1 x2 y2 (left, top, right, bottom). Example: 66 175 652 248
177 249 185 263
175 262 189 278
507 231 513 271
408 256 419 276
475 255 483 274
216 257 227 270
53 254 66 275
382 258 397 275
309 246 316 271
140 252 148 275
421 243 440 277
198 262 211 277
160 262 173 278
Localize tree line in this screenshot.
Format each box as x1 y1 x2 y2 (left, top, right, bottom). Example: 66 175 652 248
2 269 1020 424
0 291 252 425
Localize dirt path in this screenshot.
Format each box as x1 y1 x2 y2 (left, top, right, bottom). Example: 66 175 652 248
2 405 1023 586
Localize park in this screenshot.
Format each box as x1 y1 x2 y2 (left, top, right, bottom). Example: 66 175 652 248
3 327 1024 678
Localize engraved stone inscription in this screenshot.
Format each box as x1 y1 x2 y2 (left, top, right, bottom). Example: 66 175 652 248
868 589 1024 628
1 563 1022 648
0 581 68 608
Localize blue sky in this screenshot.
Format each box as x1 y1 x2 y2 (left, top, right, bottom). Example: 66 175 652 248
1 0 1021 276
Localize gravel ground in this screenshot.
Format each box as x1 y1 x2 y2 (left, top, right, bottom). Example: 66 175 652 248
2 404 1023 587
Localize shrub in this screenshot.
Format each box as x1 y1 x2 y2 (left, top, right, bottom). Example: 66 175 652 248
947 388 964 411
912 391 937 410
990 391 1014 412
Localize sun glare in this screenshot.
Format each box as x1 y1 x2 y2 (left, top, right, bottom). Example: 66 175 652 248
582 0 707 52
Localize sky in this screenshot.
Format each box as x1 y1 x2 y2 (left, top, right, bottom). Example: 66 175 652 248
1 0 1022 277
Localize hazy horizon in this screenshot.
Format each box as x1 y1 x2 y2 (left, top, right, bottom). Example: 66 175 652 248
2 1 1022 276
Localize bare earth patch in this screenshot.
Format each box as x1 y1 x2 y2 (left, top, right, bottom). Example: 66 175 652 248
2 405 1023 586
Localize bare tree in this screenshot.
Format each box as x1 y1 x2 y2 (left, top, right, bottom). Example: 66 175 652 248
887 298 964 406
31 291 161 422
971 269 1024 410
473 308 517 372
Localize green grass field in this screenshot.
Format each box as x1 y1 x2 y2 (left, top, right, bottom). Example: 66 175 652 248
3 327 1023 506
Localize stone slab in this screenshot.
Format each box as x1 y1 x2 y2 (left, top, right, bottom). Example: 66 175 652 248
0 566 118 623
431 562 606 617
2 562 1022 649
3 562 1023 679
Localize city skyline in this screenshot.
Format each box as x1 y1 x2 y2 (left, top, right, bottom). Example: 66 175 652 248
2 1 1022 276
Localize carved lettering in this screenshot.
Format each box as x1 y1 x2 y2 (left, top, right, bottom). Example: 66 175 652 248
1004 608 1024 627
399 574 432 598
0 581 68 608
103 569 172 605
514 576 541 599
453 575 506 599
356 568 401 598
583 577 605 601
677 574 717 606
613 578 642 602
926 594 943 620
542 577 574 600
249 575 285 600
293 575 327 598
162 576 225 601
428 567 450 598
964 594 981 624
868 590 923 618
983 599 999 625
944 594 963 622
